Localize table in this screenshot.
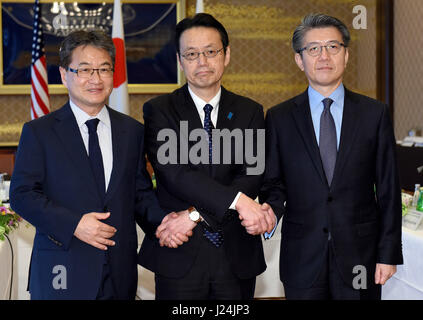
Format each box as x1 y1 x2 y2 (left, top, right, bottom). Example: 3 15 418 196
0 231 18 300
382 224 423 300
254 222 284 298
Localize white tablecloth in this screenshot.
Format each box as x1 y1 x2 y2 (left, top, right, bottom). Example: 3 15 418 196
254 222 284 298
382 224 423 300
0 231 18 300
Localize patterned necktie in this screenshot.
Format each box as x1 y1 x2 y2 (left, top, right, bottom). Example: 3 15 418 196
319 98 337 186
200 221 224 248
86 119 106 199
203 104 214 164
202 104 224 247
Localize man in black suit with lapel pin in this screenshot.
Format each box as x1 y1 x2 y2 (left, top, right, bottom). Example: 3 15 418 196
260 14 403 300
10 30 173 299
138 13 276 300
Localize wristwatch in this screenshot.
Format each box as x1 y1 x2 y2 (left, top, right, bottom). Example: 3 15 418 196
188 206 202 223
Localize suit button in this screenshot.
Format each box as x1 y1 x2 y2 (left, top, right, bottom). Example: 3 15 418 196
103 206 108 212
323 228 328 234
327 196 333 202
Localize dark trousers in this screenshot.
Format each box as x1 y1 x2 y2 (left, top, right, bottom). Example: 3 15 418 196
155 235 256 300
284 240 381 300
96 259 116 300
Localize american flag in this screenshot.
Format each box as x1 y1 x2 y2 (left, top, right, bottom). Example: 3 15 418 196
30 0 50 119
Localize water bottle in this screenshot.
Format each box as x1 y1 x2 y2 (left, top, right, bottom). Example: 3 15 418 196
417 187 423 212
0 173 6 203
412 184 421 207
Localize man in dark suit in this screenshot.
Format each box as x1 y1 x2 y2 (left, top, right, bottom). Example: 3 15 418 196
10 30 170 299
260 14 403 300
138 13 276 300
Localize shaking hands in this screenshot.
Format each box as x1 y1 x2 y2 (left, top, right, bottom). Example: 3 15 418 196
155 193 277 249
155 209 195 248
235 193 277 236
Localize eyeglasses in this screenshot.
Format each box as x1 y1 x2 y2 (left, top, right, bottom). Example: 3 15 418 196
298 41 346 57
68 67 114 78
181 48 224 61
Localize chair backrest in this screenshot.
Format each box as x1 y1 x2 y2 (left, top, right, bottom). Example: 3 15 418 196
0 148 16 176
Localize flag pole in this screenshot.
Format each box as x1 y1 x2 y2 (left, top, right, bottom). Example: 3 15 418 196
196 0 204 13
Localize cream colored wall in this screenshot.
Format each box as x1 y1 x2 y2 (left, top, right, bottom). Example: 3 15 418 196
394 0 423 139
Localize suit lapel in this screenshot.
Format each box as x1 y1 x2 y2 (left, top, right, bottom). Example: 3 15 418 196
216 86 236 131
331 88 360 186
173 84 204 131
173 84 236 130
292 90 327 184
172 85 211 172
211 87 237 177
53 103 101 202
104 107 128 203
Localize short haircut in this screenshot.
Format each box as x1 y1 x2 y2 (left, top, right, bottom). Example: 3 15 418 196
59 29 115 69
292 13 350 54
175 13 229 55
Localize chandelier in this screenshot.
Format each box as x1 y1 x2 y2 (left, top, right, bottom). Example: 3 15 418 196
3 1 174 37
48 2 121 36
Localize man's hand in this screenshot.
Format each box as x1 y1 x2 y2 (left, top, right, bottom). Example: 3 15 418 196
261 202 277 234
236 194 275 235
375 263 397 285
74 212 116 250
155 210 195 248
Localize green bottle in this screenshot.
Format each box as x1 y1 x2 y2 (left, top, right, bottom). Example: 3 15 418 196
417 188 423 211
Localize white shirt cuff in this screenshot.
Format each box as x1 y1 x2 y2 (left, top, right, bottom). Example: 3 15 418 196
229 192 242 210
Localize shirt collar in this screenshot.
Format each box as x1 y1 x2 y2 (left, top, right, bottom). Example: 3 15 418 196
69 100 111 130
188 86 221 114
308 83 345 112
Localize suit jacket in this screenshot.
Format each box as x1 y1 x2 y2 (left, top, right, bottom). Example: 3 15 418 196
260 88 403 289
10 102 165 299
138 84 266 279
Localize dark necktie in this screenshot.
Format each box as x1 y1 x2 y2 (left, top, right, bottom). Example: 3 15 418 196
203 104 214 164
200 221 224 248
86 119 106 199
202 104 223 247
319 98 337 186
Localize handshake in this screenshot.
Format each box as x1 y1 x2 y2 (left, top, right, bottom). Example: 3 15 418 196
155 193 277 249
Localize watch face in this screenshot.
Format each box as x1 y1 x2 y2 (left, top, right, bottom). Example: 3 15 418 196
189 211 200 221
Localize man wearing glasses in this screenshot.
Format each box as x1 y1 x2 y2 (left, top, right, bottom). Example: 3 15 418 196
138 13 275 299
10 30 171 299
260 14 403 299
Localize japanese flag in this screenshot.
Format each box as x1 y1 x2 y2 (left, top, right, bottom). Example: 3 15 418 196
109 0 130 115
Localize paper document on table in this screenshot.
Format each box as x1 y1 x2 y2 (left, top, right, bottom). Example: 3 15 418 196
400 136 423 147
403 208 423 230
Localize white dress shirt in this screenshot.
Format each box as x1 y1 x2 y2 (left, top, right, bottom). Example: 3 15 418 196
188 86 221 127
69 100 113 191
187 86 241 210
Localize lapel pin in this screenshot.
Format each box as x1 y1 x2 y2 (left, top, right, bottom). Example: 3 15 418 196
227 112 233 120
